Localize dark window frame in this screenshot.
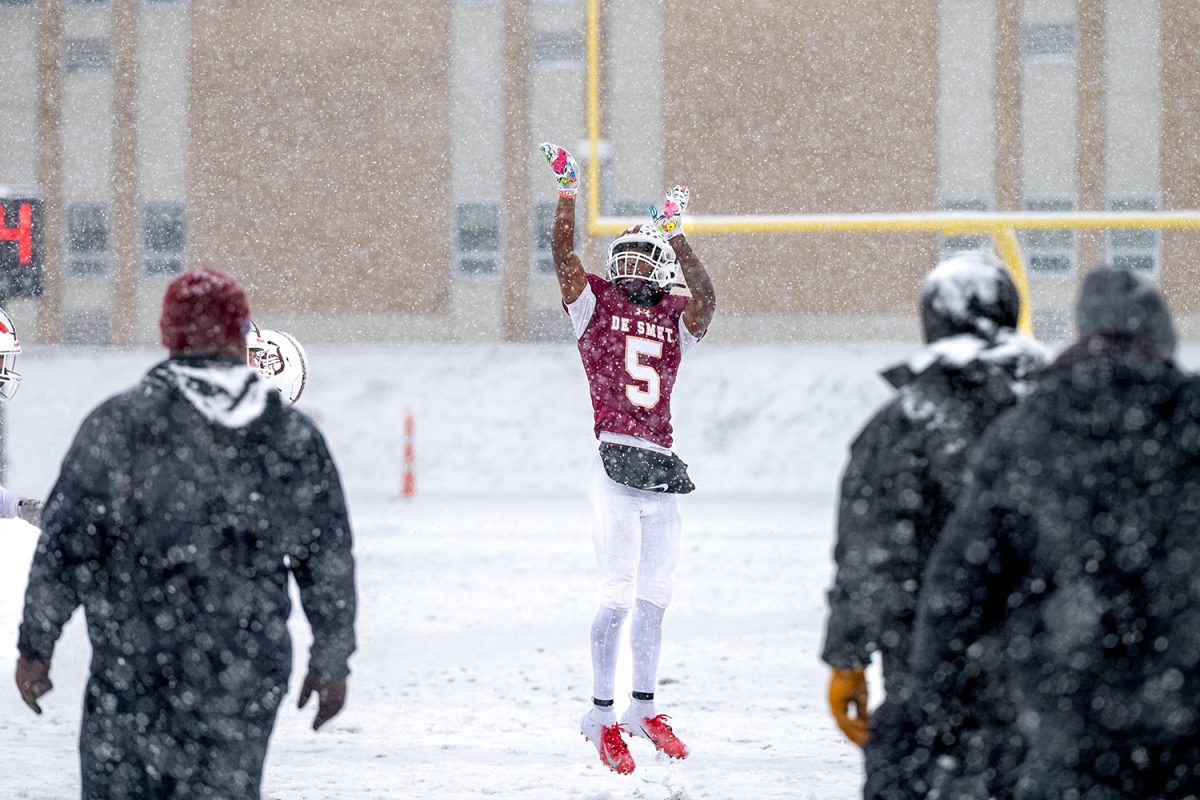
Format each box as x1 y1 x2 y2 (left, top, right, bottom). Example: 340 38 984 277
1107 195 1160 274
65 201 110 276
1021 196 1077 273
141 201 186 275
454 201 501 275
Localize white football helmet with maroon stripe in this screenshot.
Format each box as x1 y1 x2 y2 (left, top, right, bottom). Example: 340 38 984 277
246 321 307 404
0 307 22 401
605 224 678 290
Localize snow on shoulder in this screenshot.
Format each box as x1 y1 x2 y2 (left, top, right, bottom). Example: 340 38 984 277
160 361 271 428
908 330 1046 376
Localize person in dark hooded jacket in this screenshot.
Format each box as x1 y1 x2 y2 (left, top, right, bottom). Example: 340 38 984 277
901 265 1200 799
14 268 356 800
821 251 1044 798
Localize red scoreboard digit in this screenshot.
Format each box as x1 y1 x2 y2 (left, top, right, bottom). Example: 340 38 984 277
0 191 43 298
0 201 33 265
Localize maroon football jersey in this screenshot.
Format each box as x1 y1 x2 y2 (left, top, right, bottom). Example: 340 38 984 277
569 273 692 449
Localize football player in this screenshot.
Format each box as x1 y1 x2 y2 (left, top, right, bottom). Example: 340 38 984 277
246 322 308 405
539 143 716 774
0 307 44 527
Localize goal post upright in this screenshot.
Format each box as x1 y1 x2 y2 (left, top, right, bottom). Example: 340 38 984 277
585 0 602 226
994 228 1033 335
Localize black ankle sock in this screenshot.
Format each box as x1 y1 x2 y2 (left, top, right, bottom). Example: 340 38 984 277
632 691 654 702
592 697 615 708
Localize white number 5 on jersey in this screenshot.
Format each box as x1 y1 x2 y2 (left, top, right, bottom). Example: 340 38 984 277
624 336 663 408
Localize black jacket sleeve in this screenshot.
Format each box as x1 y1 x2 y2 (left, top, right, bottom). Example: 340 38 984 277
18 403 124 661
907 420 1026 722
822 403 934 669
289 426 357 681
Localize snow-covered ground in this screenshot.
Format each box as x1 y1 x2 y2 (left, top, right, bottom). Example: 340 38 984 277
0 338 1080 798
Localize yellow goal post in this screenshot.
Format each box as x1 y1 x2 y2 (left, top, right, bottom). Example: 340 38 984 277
582 0 1200 337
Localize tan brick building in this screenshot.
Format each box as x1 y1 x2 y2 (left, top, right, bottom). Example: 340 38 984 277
0 0 1196 344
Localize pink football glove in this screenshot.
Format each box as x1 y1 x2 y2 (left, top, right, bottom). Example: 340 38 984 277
650 185 689 239
539 143 579 198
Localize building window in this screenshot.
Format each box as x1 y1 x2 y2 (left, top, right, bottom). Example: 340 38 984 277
66 202 109 276
530 30 584 67
1021 23 1076 62
64 38 112 73
142 202 185 275
531 202 556 274
62 309 111 345
939 197 992 256
1021 197 1075 272
607 198 652 218
531 200 583 274
1107 196 1159 273
455 201 500 275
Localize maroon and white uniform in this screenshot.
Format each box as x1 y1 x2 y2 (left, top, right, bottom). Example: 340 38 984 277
566 273 702 613
567 273 700 453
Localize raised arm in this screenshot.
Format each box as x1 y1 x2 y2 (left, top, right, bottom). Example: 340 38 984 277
539 143 587 304
675 237 716 338
651 186 716 338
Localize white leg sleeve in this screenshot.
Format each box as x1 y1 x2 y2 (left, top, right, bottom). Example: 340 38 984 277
590 604 629 702
630 598 665 697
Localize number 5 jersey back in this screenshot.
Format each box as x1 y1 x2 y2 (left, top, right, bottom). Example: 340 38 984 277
566 273 701 450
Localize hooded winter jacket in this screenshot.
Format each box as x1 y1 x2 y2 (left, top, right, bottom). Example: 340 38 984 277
18 354 355 797
905 272 1200 799
823 251 1041 682
822 332 1043 800
821 333 1043 679
903 341 1200 798
822 252 1042 800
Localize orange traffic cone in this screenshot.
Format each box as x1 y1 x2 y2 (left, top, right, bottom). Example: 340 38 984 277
401 411 416 498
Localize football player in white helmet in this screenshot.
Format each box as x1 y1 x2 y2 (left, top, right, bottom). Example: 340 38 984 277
540 143 717 774
0 307 44 527
246 322 308 405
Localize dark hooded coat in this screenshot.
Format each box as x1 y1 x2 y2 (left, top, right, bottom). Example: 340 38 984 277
901 268 1200 799
18 355 356 800
821 253 1042 798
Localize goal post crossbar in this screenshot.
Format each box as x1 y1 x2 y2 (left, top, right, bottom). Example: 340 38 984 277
582 0 1200 336
586 212 1200 336
587 211 1200 236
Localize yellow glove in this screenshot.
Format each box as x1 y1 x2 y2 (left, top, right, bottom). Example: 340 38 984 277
828 667 870 747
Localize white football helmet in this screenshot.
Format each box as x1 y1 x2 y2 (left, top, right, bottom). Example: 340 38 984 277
246 321 307 404
604 224 678 290
0 307 22 401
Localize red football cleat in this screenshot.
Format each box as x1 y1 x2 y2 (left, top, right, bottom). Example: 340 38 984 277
581 712 636 774
622 712 689 760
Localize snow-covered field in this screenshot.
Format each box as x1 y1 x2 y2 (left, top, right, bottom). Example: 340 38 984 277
0 338 1065 799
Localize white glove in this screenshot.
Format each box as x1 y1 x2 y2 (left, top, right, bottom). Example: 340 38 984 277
17 498 42 528
650 185 689 239
539 143 579 198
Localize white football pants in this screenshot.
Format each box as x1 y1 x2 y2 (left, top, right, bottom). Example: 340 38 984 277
589 454 682 610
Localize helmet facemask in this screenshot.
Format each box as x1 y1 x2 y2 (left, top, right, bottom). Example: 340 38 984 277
249 344 287 378
0 309 22 401
245 321 308 404
0 353 21 401
605 225 678 300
